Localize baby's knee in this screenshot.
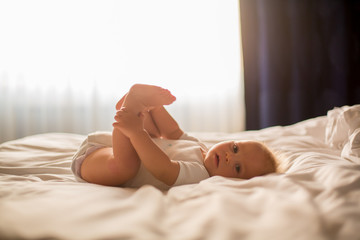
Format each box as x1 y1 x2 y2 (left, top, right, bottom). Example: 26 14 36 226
107 155 140 180
80 147 139 186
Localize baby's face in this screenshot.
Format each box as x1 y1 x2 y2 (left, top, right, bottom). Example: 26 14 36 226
203 140 274 179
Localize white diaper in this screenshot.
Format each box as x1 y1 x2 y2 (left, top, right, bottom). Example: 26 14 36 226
71 131 112 182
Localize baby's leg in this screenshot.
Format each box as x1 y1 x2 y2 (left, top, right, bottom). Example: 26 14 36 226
116 92 161 138
116 84 176 137
79 123 141 186
80 139 140 186
80 84 177 186
150 106 184 139
121 84 176 114
81 129 144 186
80 113 143 186
116 85 181 140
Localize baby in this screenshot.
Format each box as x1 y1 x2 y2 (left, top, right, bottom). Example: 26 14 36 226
71 84 278 190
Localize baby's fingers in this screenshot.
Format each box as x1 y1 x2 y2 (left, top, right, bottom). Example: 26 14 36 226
114 115 120 122
114 108 129 119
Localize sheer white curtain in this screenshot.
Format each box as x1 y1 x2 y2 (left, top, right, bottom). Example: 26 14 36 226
0 0 244 143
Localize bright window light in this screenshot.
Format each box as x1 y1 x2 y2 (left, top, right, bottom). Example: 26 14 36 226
0 0 244 135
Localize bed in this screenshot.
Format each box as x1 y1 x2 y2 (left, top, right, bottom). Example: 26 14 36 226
1 105 360 240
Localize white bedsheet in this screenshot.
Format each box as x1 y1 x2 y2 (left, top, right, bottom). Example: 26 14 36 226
1 105 360 240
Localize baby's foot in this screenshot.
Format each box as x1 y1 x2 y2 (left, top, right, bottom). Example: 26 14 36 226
122 84 176 113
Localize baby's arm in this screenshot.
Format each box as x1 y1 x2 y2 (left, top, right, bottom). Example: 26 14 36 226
113 108 180 185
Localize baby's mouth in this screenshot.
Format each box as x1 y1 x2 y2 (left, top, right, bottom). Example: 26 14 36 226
215 154 220 168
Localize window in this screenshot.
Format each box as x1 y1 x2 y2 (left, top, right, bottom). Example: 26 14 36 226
0 0 244 142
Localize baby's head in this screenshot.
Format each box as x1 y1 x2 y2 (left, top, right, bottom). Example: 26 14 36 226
203 140 278 179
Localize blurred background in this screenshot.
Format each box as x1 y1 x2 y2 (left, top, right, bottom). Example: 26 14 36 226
1 0 359 143
0 0 243 143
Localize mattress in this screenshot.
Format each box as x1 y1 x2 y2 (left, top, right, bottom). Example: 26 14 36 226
1 105 359 240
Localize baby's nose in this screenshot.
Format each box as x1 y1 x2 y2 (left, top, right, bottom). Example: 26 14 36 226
225 152 230 163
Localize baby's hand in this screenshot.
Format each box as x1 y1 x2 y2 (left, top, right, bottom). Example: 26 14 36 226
113 108 145 138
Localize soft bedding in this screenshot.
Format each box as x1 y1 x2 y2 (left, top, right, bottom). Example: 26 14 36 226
1 105 360 240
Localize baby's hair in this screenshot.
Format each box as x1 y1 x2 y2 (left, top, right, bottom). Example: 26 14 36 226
272 149 289 173
258 142 286 174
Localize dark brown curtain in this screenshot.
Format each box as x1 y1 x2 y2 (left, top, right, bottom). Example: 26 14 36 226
240 0 360 130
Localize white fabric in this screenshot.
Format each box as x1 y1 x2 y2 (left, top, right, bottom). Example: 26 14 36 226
151 133 209 188
1 106 360 240
325 104 360 163
71 131 112 182
325 105 360 148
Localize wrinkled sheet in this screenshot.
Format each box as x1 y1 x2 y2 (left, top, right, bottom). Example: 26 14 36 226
1 105 360 240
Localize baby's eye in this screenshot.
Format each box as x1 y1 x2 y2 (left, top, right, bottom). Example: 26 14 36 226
233 144 238 153
235 164 241 174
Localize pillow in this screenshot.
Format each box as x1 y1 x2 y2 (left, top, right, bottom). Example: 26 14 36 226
325 105 360 163
341 128 360 163
325 105 360 148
